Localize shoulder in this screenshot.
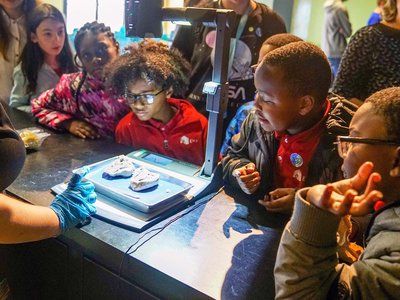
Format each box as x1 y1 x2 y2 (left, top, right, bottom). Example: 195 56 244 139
255 2 286 25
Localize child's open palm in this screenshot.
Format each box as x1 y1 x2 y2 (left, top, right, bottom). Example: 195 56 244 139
306 162 383 217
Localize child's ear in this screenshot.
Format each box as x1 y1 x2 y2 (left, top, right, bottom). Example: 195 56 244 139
166 87 173 98
298 95 314 116
389 147 400 177
30 32 38 43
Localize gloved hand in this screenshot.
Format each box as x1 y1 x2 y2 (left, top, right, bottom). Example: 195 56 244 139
50 166 97 233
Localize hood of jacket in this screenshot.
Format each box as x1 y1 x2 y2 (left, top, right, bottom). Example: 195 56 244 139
324 0 345 10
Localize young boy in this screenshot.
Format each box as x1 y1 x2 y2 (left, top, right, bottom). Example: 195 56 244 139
220 33 303 156
274 87 400 299
222 41 358 213
106 40 208 166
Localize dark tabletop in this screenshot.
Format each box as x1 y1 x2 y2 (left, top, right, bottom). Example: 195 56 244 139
6 108 289 300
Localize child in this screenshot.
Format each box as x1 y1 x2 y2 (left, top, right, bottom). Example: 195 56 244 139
0 0 41 103
106 40 208 166
31 21 130 139
220 33 303 156
222 41 358 213
10 4 76 113
275 87 400 299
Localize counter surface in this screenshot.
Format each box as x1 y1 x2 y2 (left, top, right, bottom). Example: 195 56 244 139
5 108 289 300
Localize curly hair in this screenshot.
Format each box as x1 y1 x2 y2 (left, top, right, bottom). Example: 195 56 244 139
382 0 397 22
259 41 332 104
262 33 303 48
106 39 191 97
364 87 400 143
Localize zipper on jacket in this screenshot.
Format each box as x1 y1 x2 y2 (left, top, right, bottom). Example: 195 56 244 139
164 139 169 149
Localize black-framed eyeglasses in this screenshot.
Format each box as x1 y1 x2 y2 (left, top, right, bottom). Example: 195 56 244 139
336 135 400 158
124 89 165 106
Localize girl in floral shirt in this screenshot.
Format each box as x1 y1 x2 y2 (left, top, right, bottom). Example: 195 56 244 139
31 21 129 139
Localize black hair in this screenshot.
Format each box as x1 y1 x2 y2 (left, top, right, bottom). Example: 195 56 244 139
364 87 400 143
20 3 76 93
106 39 191 97
0 0 39 60
259 41 332 104
73 21 118 99
262 33 303 48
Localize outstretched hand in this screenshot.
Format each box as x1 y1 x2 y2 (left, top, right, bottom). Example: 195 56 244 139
306 162 383 216
50 167 97 233
232 163 261 194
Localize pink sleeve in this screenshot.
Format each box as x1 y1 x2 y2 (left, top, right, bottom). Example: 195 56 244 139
31 74 78 131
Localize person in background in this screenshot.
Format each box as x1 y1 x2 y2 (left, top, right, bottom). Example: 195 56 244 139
222 41 357 214
274 87 400 299
107 40 208 166
0 0 41 105
171 0 286 124
9 3 76 113
220 33 303 157
332 0 400 106
322 0 352 77
31 21 129 139
367 0 386 25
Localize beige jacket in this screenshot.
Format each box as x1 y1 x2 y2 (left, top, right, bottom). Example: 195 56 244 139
274 188 400 299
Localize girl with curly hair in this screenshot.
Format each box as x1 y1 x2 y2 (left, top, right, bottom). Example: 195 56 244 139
107 40 208 166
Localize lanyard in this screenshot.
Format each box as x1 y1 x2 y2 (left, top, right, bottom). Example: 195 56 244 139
226 3 252 74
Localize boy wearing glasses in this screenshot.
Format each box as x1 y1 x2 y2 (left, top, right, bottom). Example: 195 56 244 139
222 41 358 214
274 87 400 299
106 40 208 166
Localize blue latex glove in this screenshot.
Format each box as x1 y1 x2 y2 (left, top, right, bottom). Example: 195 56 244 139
50 166 96 233
222 204 254 238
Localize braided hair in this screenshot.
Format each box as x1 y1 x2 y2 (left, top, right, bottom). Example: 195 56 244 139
106 39 191 97
73 21 118 99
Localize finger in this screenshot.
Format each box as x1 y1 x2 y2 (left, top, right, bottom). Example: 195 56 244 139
245 163 256 174
233 167 246 177
68 167 90 188
73 129 86 139
332 189 356 215
78 127 94 139
363 172 381 196
350 190 383 216
263 195 294 210
85 191 97 204
269 188 295 198
318 184 334 209
350 162 374 191
240 172 260 182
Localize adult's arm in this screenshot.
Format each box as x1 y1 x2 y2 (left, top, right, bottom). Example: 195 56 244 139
0 194 60 244
0 168 97 244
